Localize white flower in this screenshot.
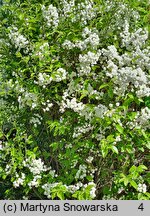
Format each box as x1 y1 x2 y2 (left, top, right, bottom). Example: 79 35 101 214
36 72 52 87
62 40 75 49
24 158 48 175
86 156 94 163
28 175 41 188
138 183 147 193
0 141 3 150
8 27 29 52
60 96 85 114
75 164 87 179
90 185 96 198
13 173 26 188
116 136 121 142
42 4 59 28
116 102 120 107
78 51 100 76
53 68 67 82
109 103 113 108
73 123 93 138
42 183 60 198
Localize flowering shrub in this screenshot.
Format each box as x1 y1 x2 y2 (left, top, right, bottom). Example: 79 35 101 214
0 0 150 200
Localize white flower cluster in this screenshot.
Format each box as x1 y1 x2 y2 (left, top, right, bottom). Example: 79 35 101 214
102 45 122 63
28 175 41 188
52 68 67 82
62 40 75 50
115 135 121 142
67 182 83 193
35 68 67 88
30 114 42 127
42 181 96 199
118 67 147 90
79 51 100 66
82 27 100 48
60 97 85 114
75 164 87 180
28 167 57 188
132 46 150 71
127 107 150 129
136 84 150 98
35 42 49 60
42 182 60 198
65 143 73 149
35 73 52 88
136 107 150 129
41 4 59 28
20 157 57 189
101 29 149 97
5 164 11 175
137 183 147 193
120 21 148 50
23 157 48 175
8 27 29 52
13 173 25 188
74 0 97 25
73 123 93 138
61 0 97 25
60 0 75 17
78 51 101 76
18 92 38 109
104 1 139 31
94 104 108 118
85 182 96 198
42 100 53 112
62 27 100 51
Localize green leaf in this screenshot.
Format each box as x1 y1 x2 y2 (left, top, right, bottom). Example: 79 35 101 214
16 52 22 58
86 175 93 181
130 180 137 189
101 148 108 158
124 177 129 186
51 192 57 200
137 165 147 172
116 124 124 134
57 191 65 200
129 165 137 173
99 83 109 90
128 93 134 99
145 192 150 199
80 90 88 100
111 146 118 154
106 134 115 142
145 142 150 149
138 193 147 200
108 87 113 98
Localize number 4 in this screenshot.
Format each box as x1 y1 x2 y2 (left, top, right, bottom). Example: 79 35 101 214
138 203 144 211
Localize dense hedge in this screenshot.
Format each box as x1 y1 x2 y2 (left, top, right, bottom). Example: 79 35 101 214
0 0 150 200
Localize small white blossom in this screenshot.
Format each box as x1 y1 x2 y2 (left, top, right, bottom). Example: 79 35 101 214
86 156 94 163
138 183 147 193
